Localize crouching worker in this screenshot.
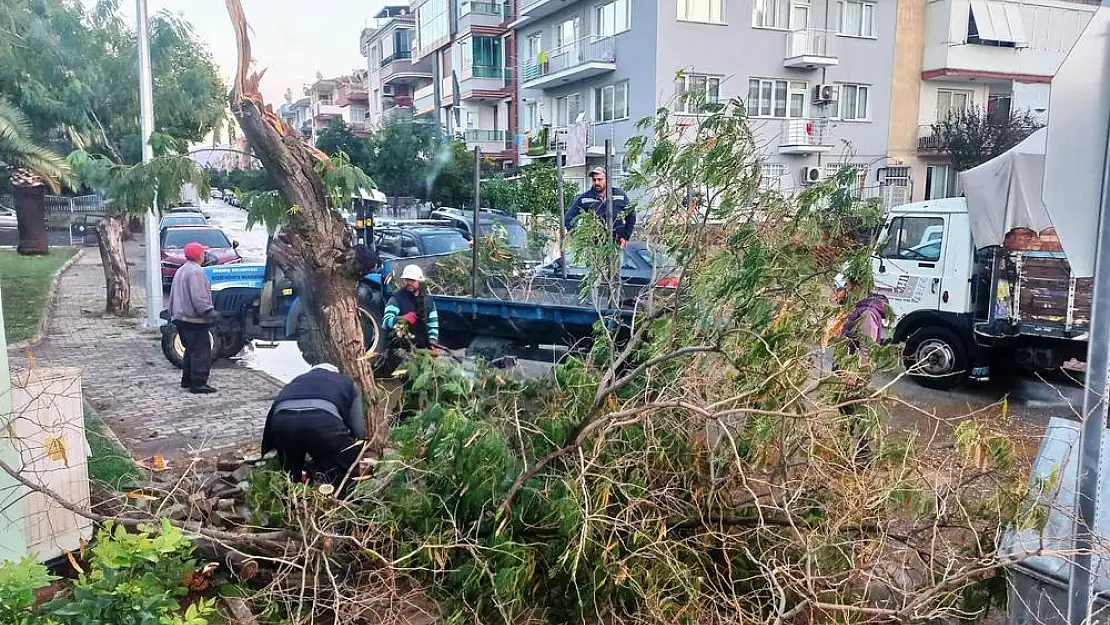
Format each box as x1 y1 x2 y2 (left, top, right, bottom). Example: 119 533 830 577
382 264 439 350
261 363 367 485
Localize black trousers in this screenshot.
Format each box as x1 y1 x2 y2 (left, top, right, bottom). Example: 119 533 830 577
268 409 361 486
175 320 212 388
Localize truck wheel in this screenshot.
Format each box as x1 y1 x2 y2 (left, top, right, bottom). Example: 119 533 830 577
160 325 219 369
903 326 968 390
219 337 249 360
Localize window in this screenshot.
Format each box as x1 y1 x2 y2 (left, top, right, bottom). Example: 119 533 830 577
595 81 629 122
753 0 804 29
394 28 413 60
675 74 721 114
555 18 580 50
760 163 788 191
839 0 875 37
747 79 807 118
967 2 1026 48
596 0 631 36
555 93 584 126
678 0 723 23
936 89 973 120
925 165 961 200
465 36 503 77
525 32 542 62
823 163 868 189
416 0 450 54
524 102 539 132
836 84 870 120
880 217 945 262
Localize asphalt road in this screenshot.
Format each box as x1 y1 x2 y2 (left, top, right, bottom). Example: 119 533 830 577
0 227 73 248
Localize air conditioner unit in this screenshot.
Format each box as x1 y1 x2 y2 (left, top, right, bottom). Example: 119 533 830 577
801 166 822 185
382 85 395 96
812 84 837 104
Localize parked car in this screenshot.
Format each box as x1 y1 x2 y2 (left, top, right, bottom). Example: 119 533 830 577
534 241 680 287
428 208 529 250
160 226 242 287
166 205 211 219
70 213 109 246
158 213 207 231
0 206 17 229
373 222 472 260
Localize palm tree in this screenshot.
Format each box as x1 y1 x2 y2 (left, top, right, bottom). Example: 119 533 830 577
0 100 74 255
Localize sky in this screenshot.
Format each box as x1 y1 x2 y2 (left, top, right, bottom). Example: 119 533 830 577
96 0 389 105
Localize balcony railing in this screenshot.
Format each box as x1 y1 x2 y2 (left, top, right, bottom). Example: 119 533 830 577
522 35 616 86
470 65 506 79
381 50 413 67
784 28 837 68
918 124 947 152
463 129 508 143
778 118 832 154
462 1 504 17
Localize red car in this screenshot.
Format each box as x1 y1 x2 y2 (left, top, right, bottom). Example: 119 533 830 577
160 225 242 287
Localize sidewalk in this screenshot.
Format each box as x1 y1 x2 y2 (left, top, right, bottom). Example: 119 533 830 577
6 240 283 461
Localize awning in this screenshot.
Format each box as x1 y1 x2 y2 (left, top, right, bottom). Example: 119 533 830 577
970 0 1028 46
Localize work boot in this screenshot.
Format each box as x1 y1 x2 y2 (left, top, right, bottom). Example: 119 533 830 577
189 385 217 395
180 378 190 389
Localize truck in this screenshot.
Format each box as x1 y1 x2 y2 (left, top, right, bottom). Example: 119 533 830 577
878 128 1092 389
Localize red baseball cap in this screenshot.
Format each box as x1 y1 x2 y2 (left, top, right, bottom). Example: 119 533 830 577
184 242 206 262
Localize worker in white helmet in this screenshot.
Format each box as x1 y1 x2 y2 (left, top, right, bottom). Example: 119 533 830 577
382 264 439 349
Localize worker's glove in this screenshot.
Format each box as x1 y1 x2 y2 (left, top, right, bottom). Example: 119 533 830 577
400 312 418 325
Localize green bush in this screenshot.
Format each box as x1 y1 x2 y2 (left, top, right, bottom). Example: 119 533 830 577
0 557 56 625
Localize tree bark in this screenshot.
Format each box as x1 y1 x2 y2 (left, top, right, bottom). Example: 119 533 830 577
96 215 132 315
13 184 49 256
225 0 381 444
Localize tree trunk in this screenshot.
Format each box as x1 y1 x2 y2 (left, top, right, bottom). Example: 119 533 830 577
226 0 381 445
96 215 131 315
125 216 143 241
14 185 49 256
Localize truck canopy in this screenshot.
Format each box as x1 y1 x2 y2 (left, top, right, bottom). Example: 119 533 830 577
961 127 1097 277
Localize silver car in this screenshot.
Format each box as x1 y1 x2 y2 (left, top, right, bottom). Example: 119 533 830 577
0 206 17 229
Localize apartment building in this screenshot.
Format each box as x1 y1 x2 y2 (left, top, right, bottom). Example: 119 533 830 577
303 73 371 141
410 0 518 166
279 96 313 136
887 0 1097 203
361 6 434 128
513 0 897 193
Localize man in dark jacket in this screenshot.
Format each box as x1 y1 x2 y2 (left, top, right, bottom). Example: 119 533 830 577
382 264 439 349
261 363 367 485
168 242 219 394
565 167 635 245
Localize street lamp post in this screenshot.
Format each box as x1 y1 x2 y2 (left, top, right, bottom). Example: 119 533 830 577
137 0 161 328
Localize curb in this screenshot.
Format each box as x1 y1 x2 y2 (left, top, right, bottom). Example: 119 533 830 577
8 248 86 352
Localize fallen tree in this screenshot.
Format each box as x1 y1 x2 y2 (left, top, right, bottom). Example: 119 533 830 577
223 0 381 441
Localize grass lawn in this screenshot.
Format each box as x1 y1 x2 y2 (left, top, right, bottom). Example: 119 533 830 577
85 410 142 490
0 248 78 344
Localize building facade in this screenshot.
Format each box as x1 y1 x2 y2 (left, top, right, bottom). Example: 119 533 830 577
513 0 898 194
303 73 371 142
887 0 1098 203
409 0 519 166
361 6 435 128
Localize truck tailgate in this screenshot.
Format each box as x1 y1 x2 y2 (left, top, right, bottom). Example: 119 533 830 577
1012 251 1092 338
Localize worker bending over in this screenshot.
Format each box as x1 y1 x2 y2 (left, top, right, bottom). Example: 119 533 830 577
261 363 366 485
382 264 439 349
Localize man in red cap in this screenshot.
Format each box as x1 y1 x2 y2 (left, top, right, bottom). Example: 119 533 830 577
168 241 218 393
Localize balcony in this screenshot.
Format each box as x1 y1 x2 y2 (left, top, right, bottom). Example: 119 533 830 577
381 51 433 85
313 103 343 118
514 0 565 27
458 1 509 30
413 84 436 115
521 35 616 90
784 28 838 69
524 124 609 158
463 129 512 153
777 118 832 155
917 124 947 153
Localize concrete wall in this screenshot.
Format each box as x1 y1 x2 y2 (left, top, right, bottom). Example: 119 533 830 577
888 0 927 165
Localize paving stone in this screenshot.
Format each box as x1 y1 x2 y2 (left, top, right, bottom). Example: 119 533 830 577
7 241 282 461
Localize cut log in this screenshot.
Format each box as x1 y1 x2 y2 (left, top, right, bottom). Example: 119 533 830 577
96 215 132 315
13 183 49 256
224 0 382 446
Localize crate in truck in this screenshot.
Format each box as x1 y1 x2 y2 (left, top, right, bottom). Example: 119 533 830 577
1008 250 1092 338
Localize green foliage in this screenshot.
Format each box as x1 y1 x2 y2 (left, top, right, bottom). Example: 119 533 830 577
315 117 370 170
0 100 74 192
0 520 213 625
364 115 439 199
67 149 210 216
480 174 519 213
85 409 143 490
48 520 214 625
0 0 225 165
425 137 476 208
0 557 56 625
929 105 1044 173
237 153 376 234
517 160 579 215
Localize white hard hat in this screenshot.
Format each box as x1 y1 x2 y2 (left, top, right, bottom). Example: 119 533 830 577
401 264 425 282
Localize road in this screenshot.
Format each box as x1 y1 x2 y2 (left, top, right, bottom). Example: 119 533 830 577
201 198 1083 433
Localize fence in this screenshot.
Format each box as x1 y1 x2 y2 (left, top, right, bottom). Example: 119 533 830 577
44 195 105 230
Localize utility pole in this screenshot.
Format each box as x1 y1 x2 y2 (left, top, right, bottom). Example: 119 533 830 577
1067 3 1110 623
137 0 160 328
471 147 481 298
556 142 566 279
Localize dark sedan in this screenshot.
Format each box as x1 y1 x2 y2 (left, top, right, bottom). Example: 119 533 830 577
535 241 679 287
